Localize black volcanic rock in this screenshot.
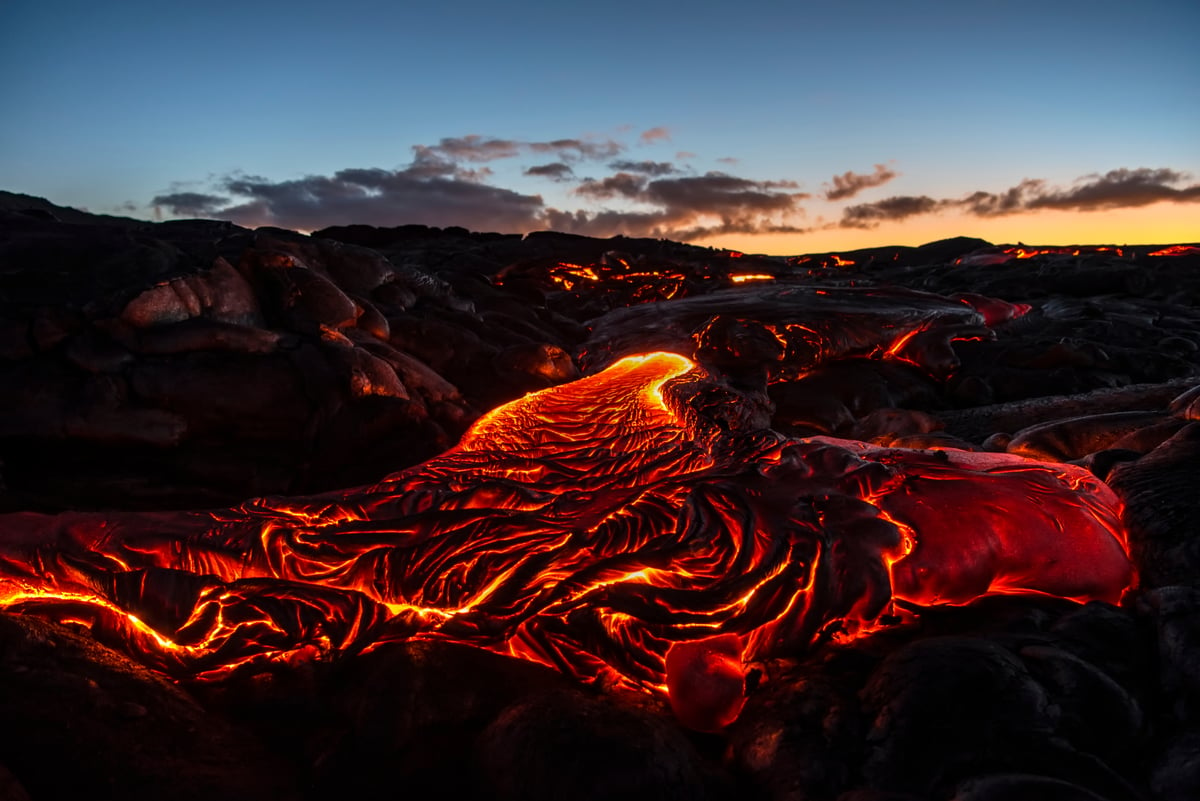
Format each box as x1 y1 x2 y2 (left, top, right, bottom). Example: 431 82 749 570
477 688 732 801
1110 423 1200 588
290 641 575 800
0 612 297 801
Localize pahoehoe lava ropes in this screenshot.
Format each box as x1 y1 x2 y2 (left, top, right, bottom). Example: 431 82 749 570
0 349 1131 730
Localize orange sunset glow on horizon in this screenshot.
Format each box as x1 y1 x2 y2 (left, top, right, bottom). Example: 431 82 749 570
697 203 1200 256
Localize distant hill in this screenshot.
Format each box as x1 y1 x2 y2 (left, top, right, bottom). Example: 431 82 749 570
0 191 146 228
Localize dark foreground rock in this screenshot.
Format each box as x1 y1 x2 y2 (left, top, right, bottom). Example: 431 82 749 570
0 613 297 801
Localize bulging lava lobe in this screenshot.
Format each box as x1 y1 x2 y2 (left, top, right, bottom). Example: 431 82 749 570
665 634 747 732
0 351 1133 730
816 439 1133 605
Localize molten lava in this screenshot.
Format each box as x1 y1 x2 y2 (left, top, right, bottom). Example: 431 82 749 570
954 245 1126 265
1148 245 1200 257
0 352 1132 727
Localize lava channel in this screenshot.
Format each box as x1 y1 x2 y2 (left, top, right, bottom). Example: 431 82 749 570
0 352 1133 729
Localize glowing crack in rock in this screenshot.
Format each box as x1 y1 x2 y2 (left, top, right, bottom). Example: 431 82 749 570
0 352 1132 729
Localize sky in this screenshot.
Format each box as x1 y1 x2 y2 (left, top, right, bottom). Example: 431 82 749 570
1 0 1197 254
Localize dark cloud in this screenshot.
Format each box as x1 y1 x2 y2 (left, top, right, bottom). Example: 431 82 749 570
151 192 230 218
1026 167 1200 211
824 163 898 201
524 162 575 181
542 208 671 238
955 168 1200 217
166 167 546 232
561 171 810 240
839 167 1200 228
607 160 680 176
639 126 671 144
575 172 648 200
958 179 1046 216
840 196 941 228
642 172 802 214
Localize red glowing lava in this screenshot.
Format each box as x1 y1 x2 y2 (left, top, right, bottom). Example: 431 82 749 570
0 353 1132 726
1148 245 1200 257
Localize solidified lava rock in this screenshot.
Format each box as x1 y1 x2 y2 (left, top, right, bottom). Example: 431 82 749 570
0 208 582 510
478 688 734 801
298 641 577 800
1109 423 1200 589
0 612 297 801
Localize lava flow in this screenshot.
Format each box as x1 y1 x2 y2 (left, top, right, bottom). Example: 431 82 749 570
1148 244 1200 257
0 352 1132 729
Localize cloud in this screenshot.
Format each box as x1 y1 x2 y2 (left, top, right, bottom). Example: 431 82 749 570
575 172 648 199
561 171 810 240
839 167 1200 228
153 126 815 241
824 163 898 201
148 131 639 232
642 172 802 213
958 179 1045 216
1026 167 1200 211
607 160 680 176
151 192 230 218
639 126 671 144
412 135 623 167
161 167 547 233
840 195 942 229
717 157 740 165
413 135 521 163
156 134 1196 245
529 138 623 161
524 162 575 181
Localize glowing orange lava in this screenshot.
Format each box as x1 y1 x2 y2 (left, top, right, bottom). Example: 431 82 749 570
0 353 1133 726
1148 245 1200 257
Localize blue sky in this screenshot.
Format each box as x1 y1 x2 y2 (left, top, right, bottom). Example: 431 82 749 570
2 0 1197 252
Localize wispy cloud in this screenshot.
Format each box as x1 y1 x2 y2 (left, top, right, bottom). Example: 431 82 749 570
524 162 575 181
839 167 1200 228
413 134 623 165
574 172 648 199
607 159 681 176
151 191 230 218
972 168 1200 213
639 126 671 144
824 163 898 201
